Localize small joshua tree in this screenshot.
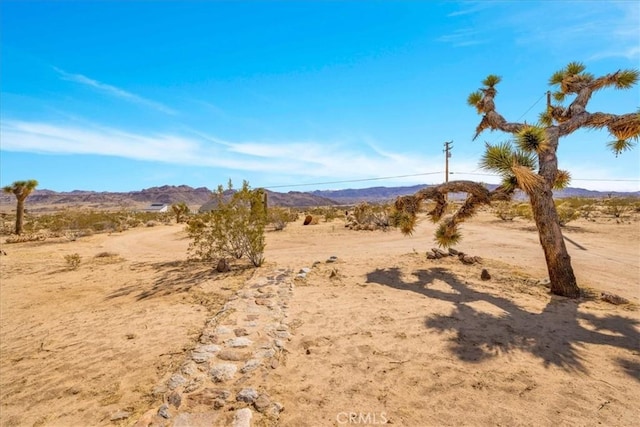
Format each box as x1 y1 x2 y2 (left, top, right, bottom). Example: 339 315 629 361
3 180 38 235
394 63 639 298
171 202 190 223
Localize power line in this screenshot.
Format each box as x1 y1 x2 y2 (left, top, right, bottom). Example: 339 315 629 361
262 171 444 189
262 171 639 191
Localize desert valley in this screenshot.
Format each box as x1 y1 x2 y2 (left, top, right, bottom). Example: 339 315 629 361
0 188 638 427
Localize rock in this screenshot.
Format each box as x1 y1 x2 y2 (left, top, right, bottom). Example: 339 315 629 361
232 408 253 427
158 404 170 419
215 326 233 335
299 267 311 274
181 361 199 376
426 252 437 260
538 278 551 287
459 254 476 265
192 351 213 363
210 363 237 382
218 350 249 361
167 374 187 390
227 337 253 348
448 248 460 256
255 297 276 307
432 248 449 257
183 377 204 393
270 359 279 369
189 388 231 406
168 391 182 408
216 258 230 273
240 358 261 373
236 388 259 403
253 348 276 359
601 292 629 305
303 215 313 225
253 394 272 413
110 410 131 421
326 256 338 263
329 269 338 279
481 269 491 281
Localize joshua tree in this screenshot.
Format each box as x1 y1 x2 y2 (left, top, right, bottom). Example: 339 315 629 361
3 180 39 235
171 202 190 223
394 63 639 298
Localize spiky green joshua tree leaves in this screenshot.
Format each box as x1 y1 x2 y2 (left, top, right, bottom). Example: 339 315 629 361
391 180 513 250
400 62 638 299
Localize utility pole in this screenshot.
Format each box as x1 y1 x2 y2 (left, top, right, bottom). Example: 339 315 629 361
443 141 453 183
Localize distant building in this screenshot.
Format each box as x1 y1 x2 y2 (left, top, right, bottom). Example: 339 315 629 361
142 203 169 213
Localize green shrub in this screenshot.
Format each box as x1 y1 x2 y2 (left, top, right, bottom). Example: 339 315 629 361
187 181 266 267
268 207 299 231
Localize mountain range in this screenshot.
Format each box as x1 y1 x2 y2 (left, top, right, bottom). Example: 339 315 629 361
0 184 637 211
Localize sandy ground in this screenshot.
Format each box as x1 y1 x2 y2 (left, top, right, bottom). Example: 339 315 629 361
1 210 638 426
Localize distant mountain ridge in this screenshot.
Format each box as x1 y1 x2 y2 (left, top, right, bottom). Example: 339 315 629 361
0 184 637 211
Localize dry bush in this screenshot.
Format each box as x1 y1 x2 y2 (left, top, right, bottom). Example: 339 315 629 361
268 207 299 231
493 201 517 221
556 203 580 226
64 253 81 269
346 202 391 231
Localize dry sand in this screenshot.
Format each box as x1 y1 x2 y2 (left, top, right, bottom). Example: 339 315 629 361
1 210 638 426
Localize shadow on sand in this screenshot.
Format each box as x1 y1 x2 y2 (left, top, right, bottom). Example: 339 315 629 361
106 260 253 301
365 267 639 381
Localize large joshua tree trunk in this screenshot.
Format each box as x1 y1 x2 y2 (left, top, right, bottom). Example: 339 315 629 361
530 190 578 297
530 128 579 297
529 186 579 298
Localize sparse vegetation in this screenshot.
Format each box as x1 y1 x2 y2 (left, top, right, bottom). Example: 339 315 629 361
64 253 81 269
187 180 267 267
268 207 299 231
2 179 38 235
1 209 173 240
345 202 392 230
171 202 190 223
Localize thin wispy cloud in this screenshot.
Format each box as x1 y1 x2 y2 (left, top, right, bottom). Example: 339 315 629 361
436 28 489 47
53 67 178 115
447 1 497 17
0 120 446 185
507 2 640 61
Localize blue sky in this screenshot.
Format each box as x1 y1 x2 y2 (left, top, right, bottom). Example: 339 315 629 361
1 1 639 193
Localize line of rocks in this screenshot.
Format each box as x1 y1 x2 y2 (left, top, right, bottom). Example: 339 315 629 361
130 268 294 427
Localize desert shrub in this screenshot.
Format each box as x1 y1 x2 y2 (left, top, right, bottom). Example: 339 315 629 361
604 198 631 218
347 202 391 230
514 203 533 221
187 181 266 267
65 253 81 269
493 201 517 221
308 206 341 222
556 203 580 226
268 207 298 231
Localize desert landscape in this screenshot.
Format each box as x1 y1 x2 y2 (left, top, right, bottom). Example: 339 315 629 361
0 204 639 426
